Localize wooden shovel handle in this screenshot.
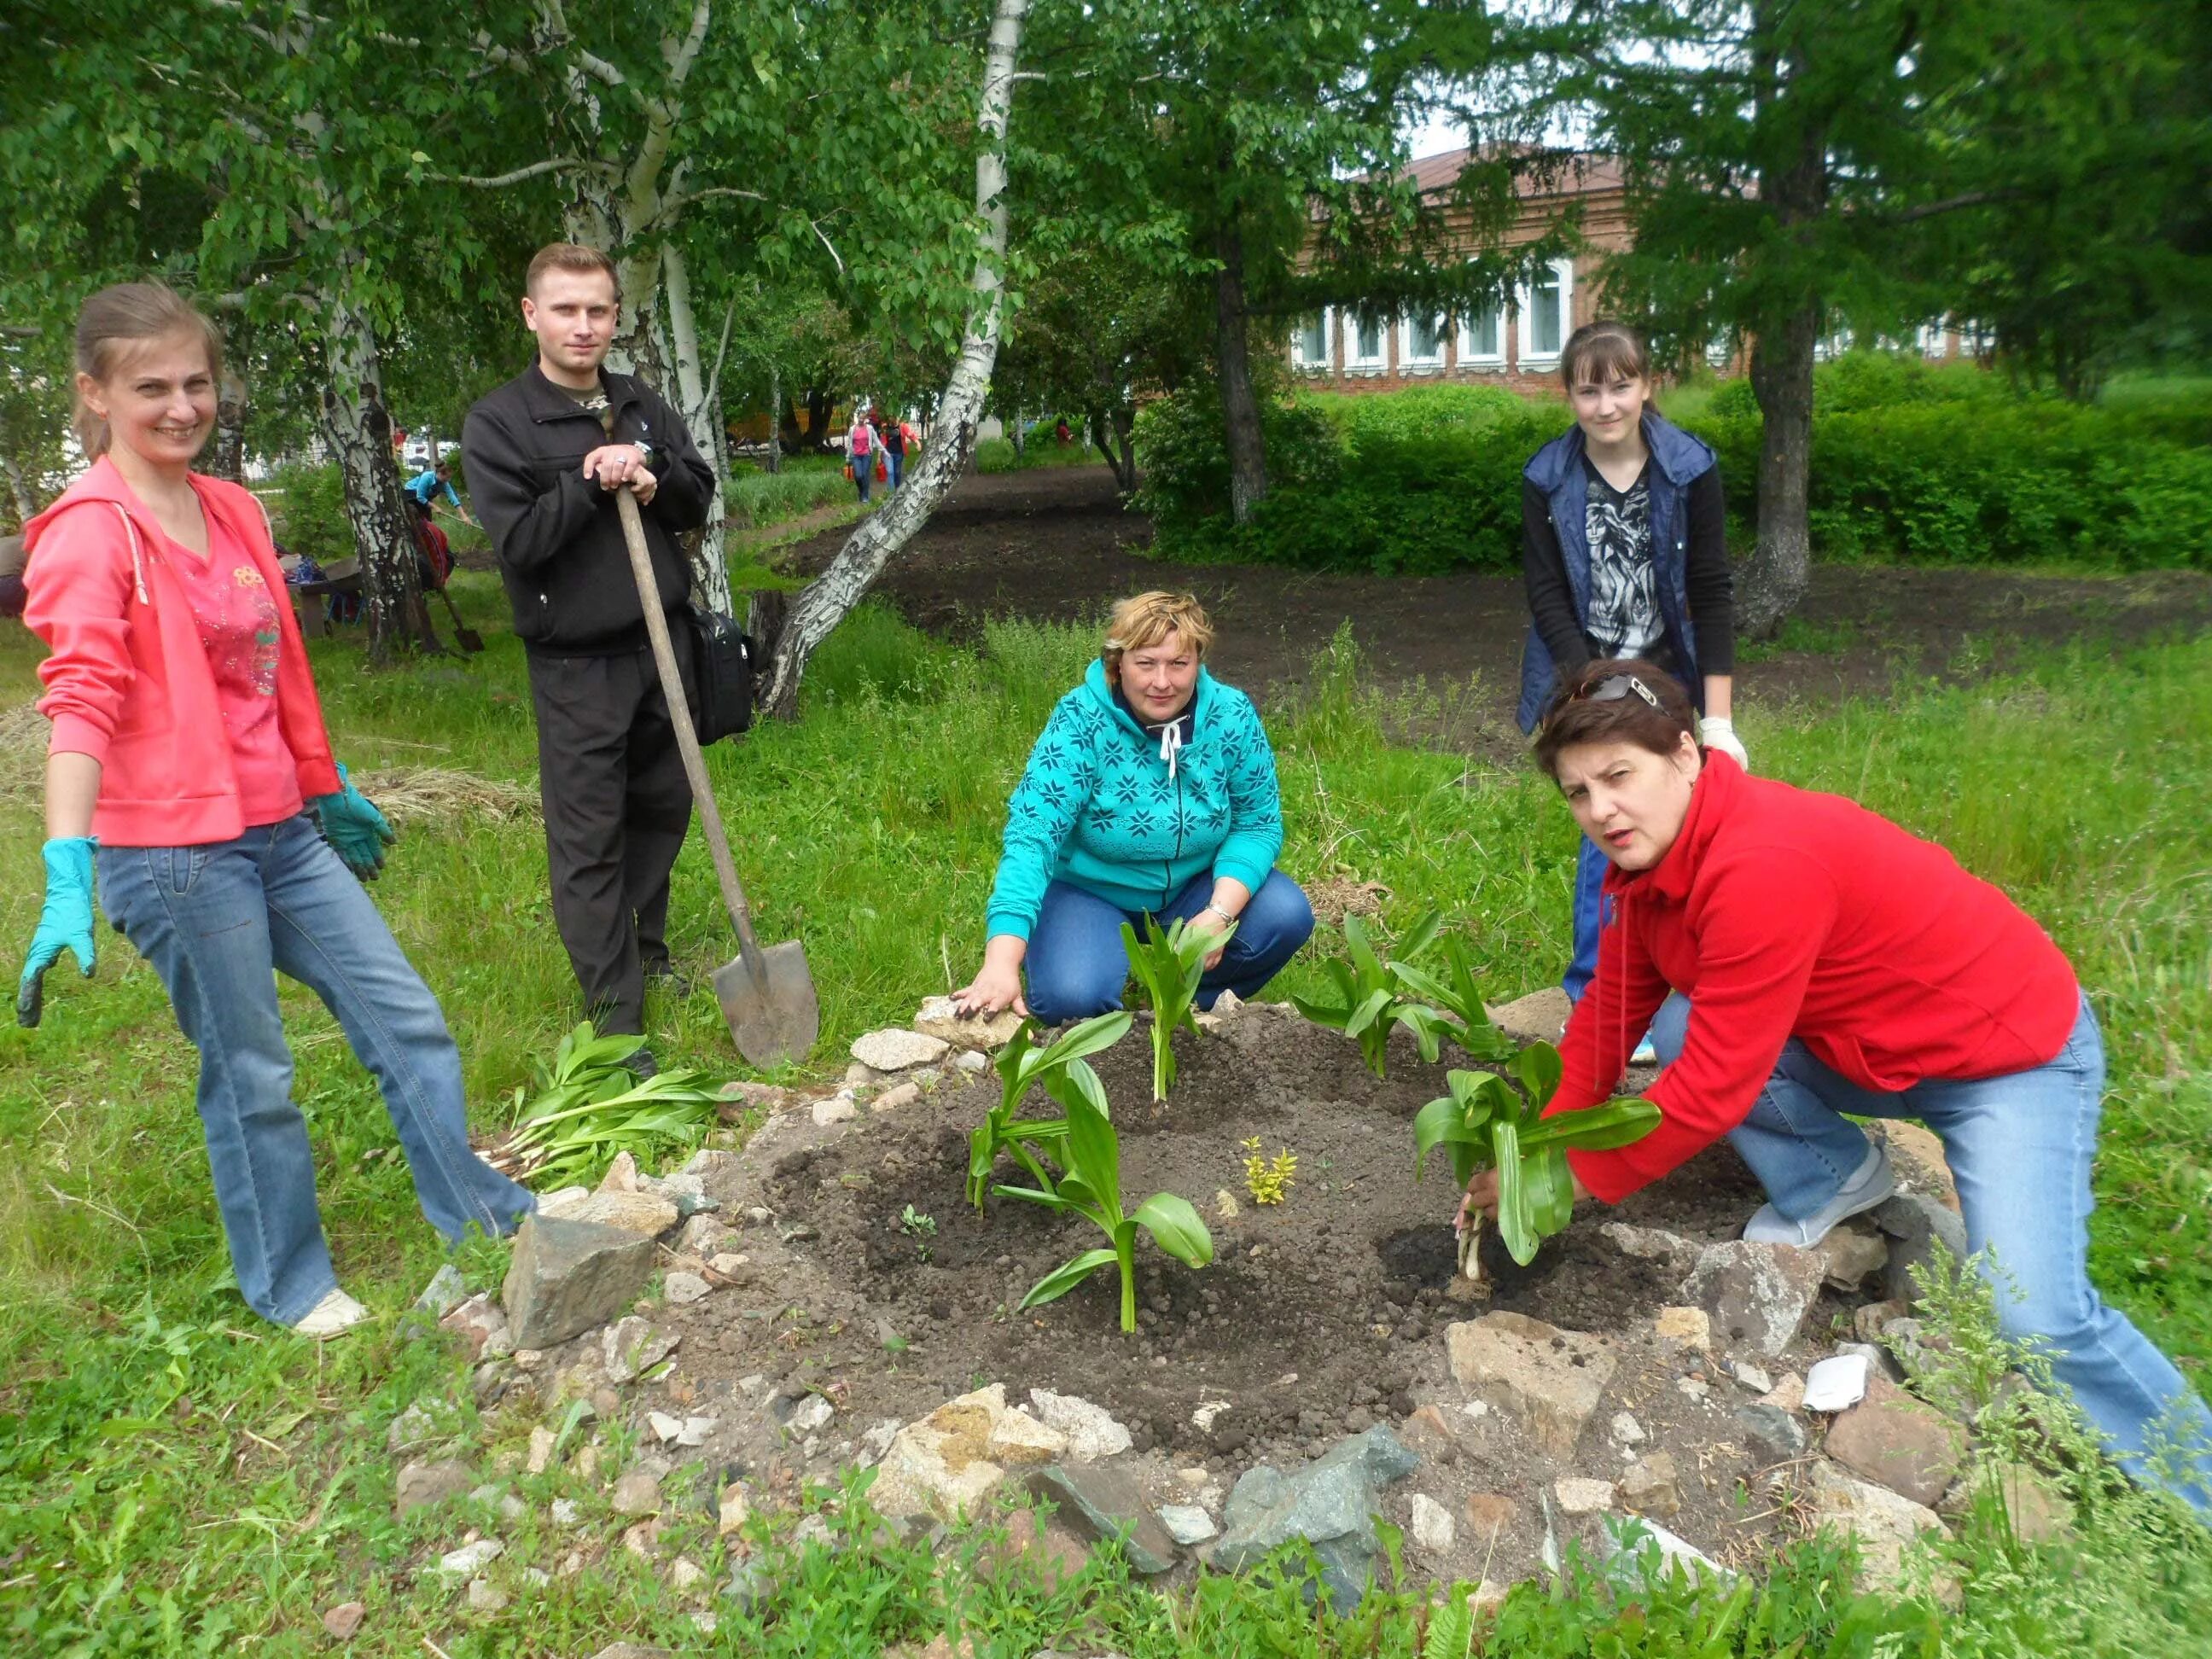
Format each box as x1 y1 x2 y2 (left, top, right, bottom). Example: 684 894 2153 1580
612 487 765 973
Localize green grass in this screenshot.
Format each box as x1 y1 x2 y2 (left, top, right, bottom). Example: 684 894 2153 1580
1737 615 1863 661
974 435 1105 473
3 585 2210 1651
723 457 855 532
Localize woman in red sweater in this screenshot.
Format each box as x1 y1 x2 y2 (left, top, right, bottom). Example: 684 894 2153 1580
16 283 533 1336
1459 656 2210 1514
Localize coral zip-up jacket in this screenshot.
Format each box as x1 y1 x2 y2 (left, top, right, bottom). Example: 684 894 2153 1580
1551 753 2080 1202
23 458 341 847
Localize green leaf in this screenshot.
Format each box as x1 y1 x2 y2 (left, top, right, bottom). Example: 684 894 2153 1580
1132 1191 1214 1266
993 1184 1076 1212
1394 908 1444 963
1519 1097 1662 1152
1019 1248 1120 1308
1526 1144 1577 1239
1492 1118 1540 1265
1448 1068 1510 1123
1395 1003 1448 1063
1289 992 1351 1031
1413 1096 1483 1179
1510 1042 1565 1116
1342 911 1382 978
1039 1009 1133 1069
1342 987 1394 1038
1063 1096 1121 1221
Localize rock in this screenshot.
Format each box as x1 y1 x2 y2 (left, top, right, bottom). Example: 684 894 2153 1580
1553 1477 1615 1516
1602 1221 1696 1266
1821 1374 1963 1507
394 1458 474 1516
1030 1464 1178 1575
612 1470 663 1516
1619 1452 1682 1518
591 1646 676 1659
717 1481 752 1535
386 1400 447 1454
1805 1461 1948 1592
913 996 1026 1051
321 1601 366 1640
1879 1317 1941 1379
812 1094 859 1126
1680 1240 1826 1359
1735 1402 1809 1463
1214 1427 1422 1611
1463 1493 1518 1541
1939 1464 2072 1545
1610 1412 1646 1446
676 1214 730 1256
439 1293 513 1362
1027 1389 1133 1462
601 1316 679 1384
1490 986 1571 1045
1190 1400 1234 1433
664 1271 712 1307
676 1412 719 1449
1819 1225 1890 1291
1409 1493 1457 1553
670 1557 707 1592
1871 1192 1970 1307
1875 1121 1959 1210
1158 1504 1218 1545
866 1386 1029 1522
534 1185 591 1217
1446 1312 1616 1458
1677 1377 1711 1402
678 1147 736 1180
873 1081 922 1114
986 1406 1068 1466
526 1426 556 1476
1652 1306 1713 1353
1838 1340 1905 1383
851 1028 949 1071
414 1263 468 1318
1729 1359 1774 1395
466 1576 508 1613
715 1080 788 1115
955 1050 989 1074
435 1539 504 1576
544 1189 679 1240
707 1252 749 1276
1761 1372 1807 1413
1853 1298 1910 1343
599 1150 641 1192
550 1498 581 1528
786 1394 835 1435
1214 1189 1241 1221
647 1410 685 1444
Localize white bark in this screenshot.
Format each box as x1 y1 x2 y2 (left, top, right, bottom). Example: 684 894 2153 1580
2 452 36 527
759 0 1029 717
320 287 430 659
661 239 731 611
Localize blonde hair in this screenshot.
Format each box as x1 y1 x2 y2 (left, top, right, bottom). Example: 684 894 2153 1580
1559 320 1652 390
526 242 621 302
73 282 224 461
1103 591 1215 677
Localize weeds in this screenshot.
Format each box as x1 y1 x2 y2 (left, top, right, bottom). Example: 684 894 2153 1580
505 1021 723 1187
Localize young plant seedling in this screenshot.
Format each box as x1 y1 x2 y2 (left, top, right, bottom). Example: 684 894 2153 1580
1241 1137 1297 1206
965 1010 1132 1210
1292 910 1453 1078
1412 1042 1660 1281
1120 913 1232 1102
1388 932 1516 1062
998 1092 1214 1331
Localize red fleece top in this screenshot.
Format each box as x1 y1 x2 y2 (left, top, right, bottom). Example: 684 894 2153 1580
1552 754 2080 1202
24 460 340 847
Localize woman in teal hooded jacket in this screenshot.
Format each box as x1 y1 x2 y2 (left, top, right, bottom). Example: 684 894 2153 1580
953 591 1313 1023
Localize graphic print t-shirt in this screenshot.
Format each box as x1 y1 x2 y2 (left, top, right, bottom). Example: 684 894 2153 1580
166 514 302 826
1582 457 1662 658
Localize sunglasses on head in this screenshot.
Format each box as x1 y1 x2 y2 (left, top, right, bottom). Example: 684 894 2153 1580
1574 673 1662 710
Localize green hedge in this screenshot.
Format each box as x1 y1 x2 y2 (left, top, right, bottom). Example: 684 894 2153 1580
1136 358 2212 573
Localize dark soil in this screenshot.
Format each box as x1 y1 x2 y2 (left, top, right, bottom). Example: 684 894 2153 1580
785 464 2212 749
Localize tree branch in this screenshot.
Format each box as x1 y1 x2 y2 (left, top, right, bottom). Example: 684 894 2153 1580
434 157 605 189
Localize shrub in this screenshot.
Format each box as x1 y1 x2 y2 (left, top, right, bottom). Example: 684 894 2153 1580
724 460 852 530
259 462 353 568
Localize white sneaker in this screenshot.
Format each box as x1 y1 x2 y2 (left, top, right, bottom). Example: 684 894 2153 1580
292 1289 370 1338
1631 1033 1659 1066
1742 1143 1895 1249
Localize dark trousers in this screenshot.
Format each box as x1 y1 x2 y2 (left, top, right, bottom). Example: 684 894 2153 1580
526 631 694 1036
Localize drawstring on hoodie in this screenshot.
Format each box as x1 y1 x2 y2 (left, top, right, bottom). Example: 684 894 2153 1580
1159 719 1182 780
106 502 149 604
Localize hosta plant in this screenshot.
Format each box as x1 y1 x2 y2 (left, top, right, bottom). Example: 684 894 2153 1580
1413 1042 1661 1278
966 1010 1132 1209
998 1091 1214 1331
507 1022 722 1187
1119 913 1232 1101
1292 910 1455 1078
1389 932 1516 1062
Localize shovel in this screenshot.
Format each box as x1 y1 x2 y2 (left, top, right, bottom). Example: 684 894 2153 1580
432 583 485 653
610 484 819 1068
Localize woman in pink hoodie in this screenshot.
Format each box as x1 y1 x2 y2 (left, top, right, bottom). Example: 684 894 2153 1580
17 283 532 1336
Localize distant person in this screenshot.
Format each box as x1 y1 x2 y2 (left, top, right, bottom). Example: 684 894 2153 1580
1054 416 1073 445
847 405 878 504
16 282 531 1336
952 591 1314 1023
1469 658 2212 1516
404 457 476 528
879 406 907 492
463 242 717 1074
0 532 26 620
1519 320 1738 1051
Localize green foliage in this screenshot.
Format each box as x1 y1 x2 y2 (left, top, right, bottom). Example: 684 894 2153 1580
723 462 853 531
973 435 1105 474
1388 932 1516 1062
1413 1047 1659 1268
504 1022 721 1187
1120 914 1228 1101
966 1012 1132 1210
1293 910 1470 1077
997 1093 1214 1333
261 462 354 569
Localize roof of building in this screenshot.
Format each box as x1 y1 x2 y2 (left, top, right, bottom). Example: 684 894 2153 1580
1400 146 1625 201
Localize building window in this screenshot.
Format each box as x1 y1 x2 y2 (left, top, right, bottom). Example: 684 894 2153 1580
1518 259 1573 365
1812 324 1853 362
1292 312 1330 373
1347 311 1387 375
1917 321 1950 358
1399 311 1447 373
1705 330 1738 370
1457 302 1504 367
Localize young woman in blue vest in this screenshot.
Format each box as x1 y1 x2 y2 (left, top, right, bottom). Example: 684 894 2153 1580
1520 322 1743 1032
952 591 1314 1023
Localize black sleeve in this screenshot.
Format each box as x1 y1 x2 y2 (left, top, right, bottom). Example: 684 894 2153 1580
1684 466 1734 677
462 404 601 577
1522 477 1592 676
643 387 715 535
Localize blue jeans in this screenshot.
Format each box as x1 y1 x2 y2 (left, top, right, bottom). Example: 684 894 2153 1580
1652 992 2212 1511
853 449 873 502
1024 871 1316 1026
99 815 535 1326
1563 833 1608 1001
886 449 905 490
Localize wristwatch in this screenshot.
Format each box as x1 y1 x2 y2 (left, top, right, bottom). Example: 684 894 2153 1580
632 439 660 469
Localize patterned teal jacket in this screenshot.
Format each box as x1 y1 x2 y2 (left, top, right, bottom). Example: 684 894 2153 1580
985 659 1286 940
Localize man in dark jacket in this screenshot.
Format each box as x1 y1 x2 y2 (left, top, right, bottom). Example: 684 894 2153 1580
463 242 716 1068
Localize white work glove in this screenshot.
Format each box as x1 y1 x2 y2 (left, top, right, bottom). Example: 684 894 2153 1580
1698 716 1749 769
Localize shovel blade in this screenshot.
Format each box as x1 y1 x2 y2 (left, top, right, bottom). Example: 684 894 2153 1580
713 940 819 1070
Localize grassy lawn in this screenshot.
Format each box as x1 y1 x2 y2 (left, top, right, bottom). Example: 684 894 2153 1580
3 579 2209 1653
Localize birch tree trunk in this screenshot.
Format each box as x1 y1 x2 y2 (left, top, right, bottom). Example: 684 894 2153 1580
1214 212 1268 523
211 364 248 482
320 291 438 662
767 364 783 474
661 240 732 611
755 0 1029 717
2 453 37 527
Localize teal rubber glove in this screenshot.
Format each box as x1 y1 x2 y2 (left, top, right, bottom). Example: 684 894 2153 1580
311 762 396 880
18 835 97 1028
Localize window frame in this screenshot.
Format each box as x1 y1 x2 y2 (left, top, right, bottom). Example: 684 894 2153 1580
1457 298 1505 369
1291 310 1333 374
1516 258 1575 368
1398 309 1448 374
1345 309 1388 375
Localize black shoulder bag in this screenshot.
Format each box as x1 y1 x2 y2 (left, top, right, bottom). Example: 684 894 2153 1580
686 602 759 743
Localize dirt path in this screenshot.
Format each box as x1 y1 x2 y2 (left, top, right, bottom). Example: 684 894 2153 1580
784 464 2212 742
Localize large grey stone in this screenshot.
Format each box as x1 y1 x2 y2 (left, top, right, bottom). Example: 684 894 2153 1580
1734 1402 1808 1463
913 996 1025 1051
393 1457 474 1516
850 1028 949 1071
1871 1192 1970 1307
1027 1389 1133 1461
1028 1464 1178 1575
1214 1426 1420 1612
501 1214 660 1349
1446 1312 1616 1456
1680 1241 1826 1359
